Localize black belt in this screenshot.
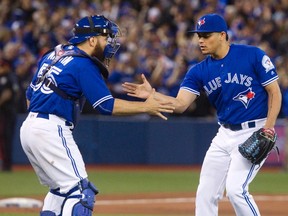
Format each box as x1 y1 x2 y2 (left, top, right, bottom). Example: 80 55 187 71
222 121 256 131
36 113 73 127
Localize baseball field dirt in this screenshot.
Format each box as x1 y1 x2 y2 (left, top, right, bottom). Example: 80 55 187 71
1 192 288 216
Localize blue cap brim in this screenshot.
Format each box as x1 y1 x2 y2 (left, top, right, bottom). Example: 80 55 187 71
187 29 214 33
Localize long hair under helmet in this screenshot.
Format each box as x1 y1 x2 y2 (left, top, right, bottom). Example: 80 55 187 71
69 15 121 67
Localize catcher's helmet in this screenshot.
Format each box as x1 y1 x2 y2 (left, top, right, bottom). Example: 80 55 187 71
69 15 121 66
69 15 120 44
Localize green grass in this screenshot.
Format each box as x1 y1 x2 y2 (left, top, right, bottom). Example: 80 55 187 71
0 170 47 197
250 170 288 194
90 169 198 195
0 168 199 197
0 166 288 216
1 167 288 197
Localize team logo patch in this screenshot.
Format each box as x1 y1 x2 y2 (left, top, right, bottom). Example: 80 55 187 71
262 55 275 72
197 18 205 28
233 87 255 108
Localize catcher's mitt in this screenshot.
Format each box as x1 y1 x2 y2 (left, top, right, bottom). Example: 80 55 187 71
238 128 278 165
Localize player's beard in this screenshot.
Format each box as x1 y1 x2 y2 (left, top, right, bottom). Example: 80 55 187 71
92 43 105 62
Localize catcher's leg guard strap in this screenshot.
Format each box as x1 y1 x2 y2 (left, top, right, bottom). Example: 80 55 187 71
40 211 56 216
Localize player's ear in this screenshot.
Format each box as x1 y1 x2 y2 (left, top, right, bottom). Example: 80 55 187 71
221 31 229 41
219 31 227 40
88 36 96 47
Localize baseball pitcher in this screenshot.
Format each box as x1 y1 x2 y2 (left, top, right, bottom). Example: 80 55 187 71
122 13 282 215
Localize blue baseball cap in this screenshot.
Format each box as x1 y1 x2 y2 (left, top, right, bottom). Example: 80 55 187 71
188 14 228 33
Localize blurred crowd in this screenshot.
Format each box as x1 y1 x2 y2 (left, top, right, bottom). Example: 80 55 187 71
0 0 288 118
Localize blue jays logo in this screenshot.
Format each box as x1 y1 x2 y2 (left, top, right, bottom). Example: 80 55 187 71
233 88 255 108
197 18 206 28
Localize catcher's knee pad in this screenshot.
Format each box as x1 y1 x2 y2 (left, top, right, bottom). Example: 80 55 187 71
40 210 56 216
62 179 99 216
73 179 99 215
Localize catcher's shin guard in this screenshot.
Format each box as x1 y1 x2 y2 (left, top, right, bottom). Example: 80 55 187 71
59 179 99 216
40 211 56 216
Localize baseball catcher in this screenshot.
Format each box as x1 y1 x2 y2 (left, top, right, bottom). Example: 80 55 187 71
20 14 175 216
238 128 278 165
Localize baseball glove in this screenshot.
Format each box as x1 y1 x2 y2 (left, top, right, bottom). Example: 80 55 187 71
238 128 278 165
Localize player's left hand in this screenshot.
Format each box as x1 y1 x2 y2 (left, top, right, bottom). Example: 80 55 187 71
238 128 278 165
144 88 174 120
262 128 275 140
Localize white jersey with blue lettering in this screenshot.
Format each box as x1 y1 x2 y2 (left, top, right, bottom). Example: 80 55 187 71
180 44 278 124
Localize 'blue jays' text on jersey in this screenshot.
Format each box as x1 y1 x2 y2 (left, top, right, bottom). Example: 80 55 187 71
180 44 278 124
27 45 114 123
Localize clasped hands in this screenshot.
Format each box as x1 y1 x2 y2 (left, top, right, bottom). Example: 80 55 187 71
122 74 174 120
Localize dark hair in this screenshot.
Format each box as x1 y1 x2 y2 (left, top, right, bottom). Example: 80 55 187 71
226 33 229 41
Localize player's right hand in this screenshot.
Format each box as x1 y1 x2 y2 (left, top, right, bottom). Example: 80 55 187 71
144 89 175 120
122 74 152 99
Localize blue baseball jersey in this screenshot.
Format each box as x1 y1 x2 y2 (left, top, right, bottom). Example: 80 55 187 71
27 45 114 123
180 44 278 124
